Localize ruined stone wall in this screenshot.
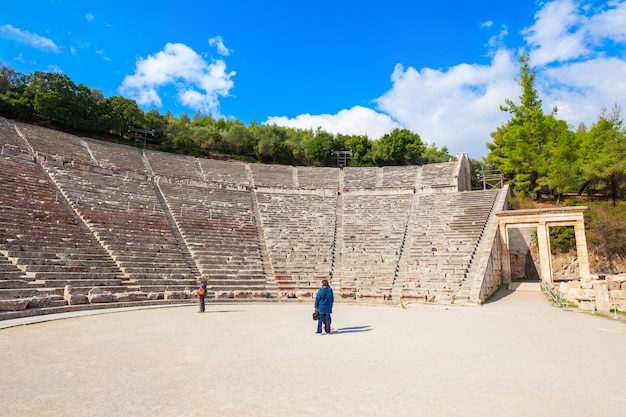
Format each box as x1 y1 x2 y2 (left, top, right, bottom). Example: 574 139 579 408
558 273 626 313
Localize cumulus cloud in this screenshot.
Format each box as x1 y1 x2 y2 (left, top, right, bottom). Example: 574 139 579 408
268 0 626 159
266 106 400 139
523 0 626 128
0 24 60 52
523 0 589 65
209 36 231 56
375 50 519 157
119 42 235 115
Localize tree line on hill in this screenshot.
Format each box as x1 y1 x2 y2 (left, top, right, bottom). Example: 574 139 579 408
0 63 450 168
1 56 624 203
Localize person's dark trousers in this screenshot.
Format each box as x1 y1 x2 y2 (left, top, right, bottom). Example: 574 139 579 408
198 295 205 312
317 313 331 333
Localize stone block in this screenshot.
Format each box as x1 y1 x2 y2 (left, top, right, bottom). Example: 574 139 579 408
578 300 595 311
233 291 252 299
215 291 234 299
88 288 114 303
67 294 88 305
28 295 64 308
593 281 610 313
0 298 29 311
164 290 188 300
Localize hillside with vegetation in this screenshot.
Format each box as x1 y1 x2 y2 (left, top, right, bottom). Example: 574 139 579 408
1 56 625 274
487 54 626 275
0 63 450 167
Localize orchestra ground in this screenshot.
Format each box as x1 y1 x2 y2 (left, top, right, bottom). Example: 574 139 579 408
0 288 624 417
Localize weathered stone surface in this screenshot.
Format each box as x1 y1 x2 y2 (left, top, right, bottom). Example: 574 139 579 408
114 292 148 302
28 295 63 308
146 292 161 300
88 288 113 303
252 291 271 299
234 291 252 299
279 291 297 299
593 281 610 313
0 280 29 289
578 300 595 311
0 298 29 311
295 291 313 299
434 294 453 304
215 291 234 299
67 293 88 305
164 290 188 300
63 285 73 301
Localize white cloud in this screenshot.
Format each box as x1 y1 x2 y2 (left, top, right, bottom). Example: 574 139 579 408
375 50 519 158
85 13 95 22
0 24 60 53
47 64 62 73
541 56 626 125
119 42 235 116
265 0 626 159
523 0 589 65
266 106 400 139
587 1 626 43
209 36 231 56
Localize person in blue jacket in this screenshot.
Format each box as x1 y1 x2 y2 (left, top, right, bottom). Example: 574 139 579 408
314 279 334 334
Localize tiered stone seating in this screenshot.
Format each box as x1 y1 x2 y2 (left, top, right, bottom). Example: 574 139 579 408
45 165 199 281
256 192 336 296
420 161 456 188
158 182 267 296
398 189 499 302
0 253 27 281
249 164 294 188
198 158 250 187
339 193 413 301
0 118 28 151
1 122 505 314
82 138 147 174
0 155 124 284
145 150 202 179
296 167 339 189
343 167 379 189
14 122 93 162
381 166 419 188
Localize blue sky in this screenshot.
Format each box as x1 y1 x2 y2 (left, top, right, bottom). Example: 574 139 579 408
1 0 625 158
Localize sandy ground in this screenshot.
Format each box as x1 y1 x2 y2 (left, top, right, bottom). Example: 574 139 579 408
0 289 625 417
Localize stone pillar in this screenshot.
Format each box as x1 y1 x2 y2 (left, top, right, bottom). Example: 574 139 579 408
499 223 512 283
574 220 591 282
536 221 553 285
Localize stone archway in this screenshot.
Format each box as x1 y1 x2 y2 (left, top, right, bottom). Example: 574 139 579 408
496 207 590 285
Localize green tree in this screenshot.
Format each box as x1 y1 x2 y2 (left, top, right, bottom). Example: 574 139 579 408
579 105 626 205
0 63 19 94
546 118 581 203
105 96 144 137
257 124 288 163
341 134 372 166
487 53 560 198
303 128 334 166
144 109 168 144
223 121 254 156
372 128 425 165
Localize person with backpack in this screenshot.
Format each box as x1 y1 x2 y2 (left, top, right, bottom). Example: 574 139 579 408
196 274 208 313
314 279 334 334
